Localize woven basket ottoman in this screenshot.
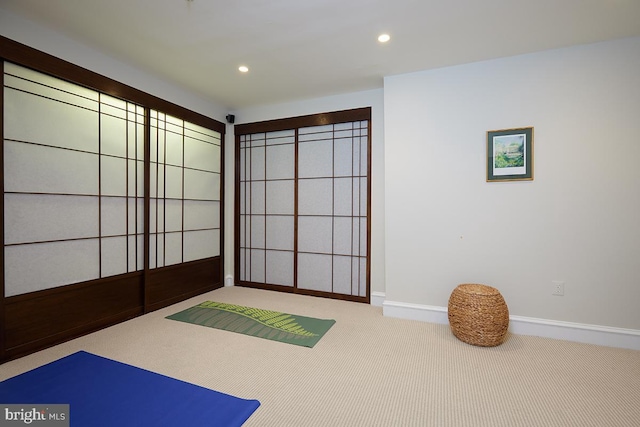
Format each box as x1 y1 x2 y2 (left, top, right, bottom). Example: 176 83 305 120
448 284 509 347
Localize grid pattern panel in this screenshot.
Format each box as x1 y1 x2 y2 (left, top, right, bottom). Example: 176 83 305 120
297 121 368 297
149 111 221 268
239 130 295 287
3 62 144 296
238 119 369 298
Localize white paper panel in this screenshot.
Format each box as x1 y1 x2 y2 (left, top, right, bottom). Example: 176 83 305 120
355 257 367 296
184 122 220 145
239 248 247 280
332 217 353 256
210 144 221 174
100 113 127 157
334 122 354 131
266 215 294 250
5 239 99 297
351 217 365 256
165 165 183 199
298 178 332 216
101 196 127 237
5 86 99 153
163 130 183 167
184 169 219 200
4 141 98 194
334 129 354 139
250 215 265 249
332 255 352 295
4 193 98 244
334 138 354 177
239 148 247 179
239 215 247 247
359 138 368 175
149 110 163 127
128 234 144 271
298 140 333 178
297 253 332 292
164 232 182 266
165 199 183 232
128 121 145 160
128 160 145 197
5 62 97 107
351 178 362 216
333 178 353 217
266 250 294 287
250 249 266 283
184 229 219 261
249 133 266 147
299 124 333 138
359 177 368 215
149 198 165 233
298 216 332 254
265 129 295 145
149 127 166 163
360 218 368 256
250 146 265 180
100 95 127 118
101 156 127 196
184 200 220 230
250 181 265 214
240 182 248 214
184 137 219 172
264 181 293 215
101 236 127 277
165 115 183 134
349 137 362 175
149 163 165 198
265 144 294 180
154 234 166 267
149 233 162 268
127 198 144 234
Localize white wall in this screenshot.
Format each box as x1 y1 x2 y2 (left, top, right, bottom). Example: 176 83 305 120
228 89 386 294
0 7 227 120
5 5 637 334
384 37 640 330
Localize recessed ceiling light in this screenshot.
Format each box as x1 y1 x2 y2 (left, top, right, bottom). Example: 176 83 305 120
378 34 391 43
238 65 249 73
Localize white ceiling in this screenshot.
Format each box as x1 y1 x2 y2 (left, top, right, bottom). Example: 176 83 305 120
2 0 640 110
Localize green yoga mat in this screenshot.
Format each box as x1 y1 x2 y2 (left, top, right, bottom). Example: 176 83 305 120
166 301 336 348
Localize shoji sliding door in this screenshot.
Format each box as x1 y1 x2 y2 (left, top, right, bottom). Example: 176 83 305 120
297 122 368 297
1 35 225 361
235 108 370 303
149 111 222 268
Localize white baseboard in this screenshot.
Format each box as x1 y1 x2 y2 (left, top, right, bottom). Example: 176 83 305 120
224 275 234 287
381 298 640 351
370 291 386 307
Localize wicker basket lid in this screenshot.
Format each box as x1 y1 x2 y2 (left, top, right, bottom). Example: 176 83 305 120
455 283 500 296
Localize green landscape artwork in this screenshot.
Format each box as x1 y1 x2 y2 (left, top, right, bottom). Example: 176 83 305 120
493 134 525 169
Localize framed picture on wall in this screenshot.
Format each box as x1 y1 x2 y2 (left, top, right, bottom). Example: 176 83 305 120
487 127 534 182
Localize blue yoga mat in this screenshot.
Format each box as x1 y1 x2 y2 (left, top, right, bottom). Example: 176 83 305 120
0 351 260 426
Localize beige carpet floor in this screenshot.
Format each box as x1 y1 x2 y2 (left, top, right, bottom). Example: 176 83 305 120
2 286 639 426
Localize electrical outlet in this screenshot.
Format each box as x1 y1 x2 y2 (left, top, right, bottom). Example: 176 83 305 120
552 281 565 296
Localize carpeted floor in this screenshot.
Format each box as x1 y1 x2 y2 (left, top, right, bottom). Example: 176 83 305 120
2 286 639 426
